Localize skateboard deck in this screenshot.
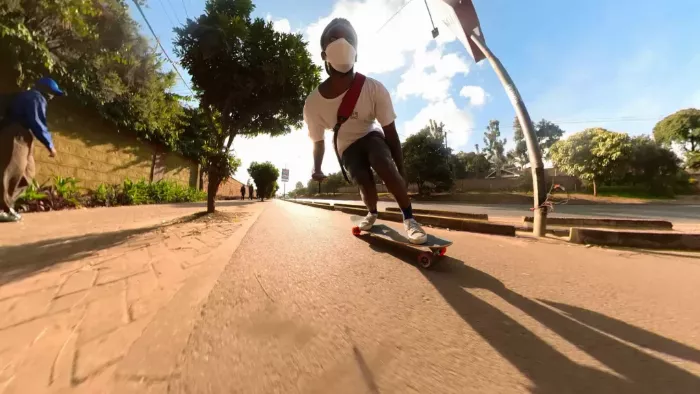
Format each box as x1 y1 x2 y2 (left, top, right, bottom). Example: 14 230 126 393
350 215 453 268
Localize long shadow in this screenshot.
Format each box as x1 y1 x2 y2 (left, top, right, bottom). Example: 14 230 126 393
355 236 700 393
541 300 700 364
176 201 256 209
0 213 205 286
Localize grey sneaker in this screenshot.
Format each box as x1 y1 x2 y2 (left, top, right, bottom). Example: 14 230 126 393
0 211 20 223
404 218 427 244
358 213 378 231
9 208 21 220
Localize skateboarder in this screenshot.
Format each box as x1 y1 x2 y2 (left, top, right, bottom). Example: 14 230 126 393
303 18 427 244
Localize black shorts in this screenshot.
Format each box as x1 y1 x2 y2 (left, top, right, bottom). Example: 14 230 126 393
340 131 395 185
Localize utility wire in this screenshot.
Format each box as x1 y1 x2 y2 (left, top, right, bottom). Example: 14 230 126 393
131 0 194 95
180 0 190 19
156 0 178 27
376 0 416 34
165 0 183 25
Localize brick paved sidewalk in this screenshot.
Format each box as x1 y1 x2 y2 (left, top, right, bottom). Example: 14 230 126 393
0 201 263 393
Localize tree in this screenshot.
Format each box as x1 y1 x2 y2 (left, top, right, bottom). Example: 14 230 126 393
509 117 565 168
402 127 453 195
550 128 631 196
449 152 468 179
174 0 320 212
247 161 279 202
324 172 350 195
0 0 186 149
463 151 492 178
306 178 320 196
288 181 305 198
482 120 507 177
653 109 700 154
686 152 700 170
623 136 681 195
178 107 241 203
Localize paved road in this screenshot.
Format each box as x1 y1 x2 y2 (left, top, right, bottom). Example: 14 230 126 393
173 201 700 393
299 198 700 224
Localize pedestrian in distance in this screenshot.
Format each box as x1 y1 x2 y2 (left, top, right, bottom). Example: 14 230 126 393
0 77 64 223
240 184 246 200
302 18 427 244
248 183 254 200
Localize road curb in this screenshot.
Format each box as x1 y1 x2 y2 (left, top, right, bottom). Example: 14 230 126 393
334 203 365 209
569 228 700 250
386 207 488 220
114 205 266 390
523 216 673 230
290 200 335 210
333 206 515 236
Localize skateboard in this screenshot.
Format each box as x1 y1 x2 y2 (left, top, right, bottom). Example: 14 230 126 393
350 215 453 269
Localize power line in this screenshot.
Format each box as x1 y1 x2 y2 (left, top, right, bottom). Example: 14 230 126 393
156 0 177 27
131 0 194 95
165 0 183 25
180 0 190 19
376 0 416 34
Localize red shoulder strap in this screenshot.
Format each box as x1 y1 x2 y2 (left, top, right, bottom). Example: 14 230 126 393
334 73 366 132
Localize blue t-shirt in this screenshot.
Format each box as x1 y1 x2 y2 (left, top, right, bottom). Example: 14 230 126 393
5 89 54 150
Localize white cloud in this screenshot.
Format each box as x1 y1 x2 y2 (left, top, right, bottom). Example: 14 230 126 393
304 0 461 74
266 13 292 34
396 43 469 102
273 19 291 34
459 85 486 106
401 98 474 149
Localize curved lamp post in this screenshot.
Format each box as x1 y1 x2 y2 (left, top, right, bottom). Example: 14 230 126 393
432 0 549 236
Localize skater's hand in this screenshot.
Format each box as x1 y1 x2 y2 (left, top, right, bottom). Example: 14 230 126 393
49 148 57 158
311 171 327 181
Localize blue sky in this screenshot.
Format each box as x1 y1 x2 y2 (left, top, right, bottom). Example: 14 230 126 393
129 0 700 187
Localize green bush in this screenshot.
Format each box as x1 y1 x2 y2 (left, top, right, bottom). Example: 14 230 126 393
16 180 49 212
17 177 206 213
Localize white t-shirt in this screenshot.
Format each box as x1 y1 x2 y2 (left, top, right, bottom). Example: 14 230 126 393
303 76 397 156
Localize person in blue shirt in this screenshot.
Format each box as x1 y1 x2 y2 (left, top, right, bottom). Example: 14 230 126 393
0 77 64 222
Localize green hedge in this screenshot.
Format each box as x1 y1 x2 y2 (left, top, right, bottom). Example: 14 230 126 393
16 177 206 213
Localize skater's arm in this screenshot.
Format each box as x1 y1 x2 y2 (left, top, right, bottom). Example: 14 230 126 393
313 140 325 175
373 81 404 176
24 93 55 154
382 122 405 177
304 98 326 178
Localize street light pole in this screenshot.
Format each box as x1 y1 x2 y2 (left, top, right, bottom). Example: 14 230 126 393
467 33 548 236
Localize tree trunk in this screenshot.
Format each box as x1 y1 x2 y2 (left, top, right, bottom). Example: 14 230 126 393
206 170 221 213
592 179 598 197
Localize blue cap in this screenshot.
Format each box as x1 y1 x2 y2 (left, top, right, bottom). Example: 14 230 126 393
36 77 64 96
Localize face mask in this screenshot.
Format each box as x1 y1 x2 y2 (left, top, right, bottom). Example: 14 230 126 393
325 38 356 74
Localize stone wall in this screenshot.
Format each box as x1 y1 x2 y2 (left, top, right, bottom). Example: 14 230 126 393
202 176 252 199
1 72 199 190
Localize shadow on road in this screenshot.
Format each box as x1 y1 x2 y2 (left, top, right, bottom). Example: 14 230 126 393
0 213 205 287
355 235 700 394
541 300 700 364
176 200 256 208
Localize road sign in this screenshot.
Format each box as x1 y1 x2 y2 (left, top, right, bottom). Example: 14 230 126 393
281 168 289 183
433 0 486 63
